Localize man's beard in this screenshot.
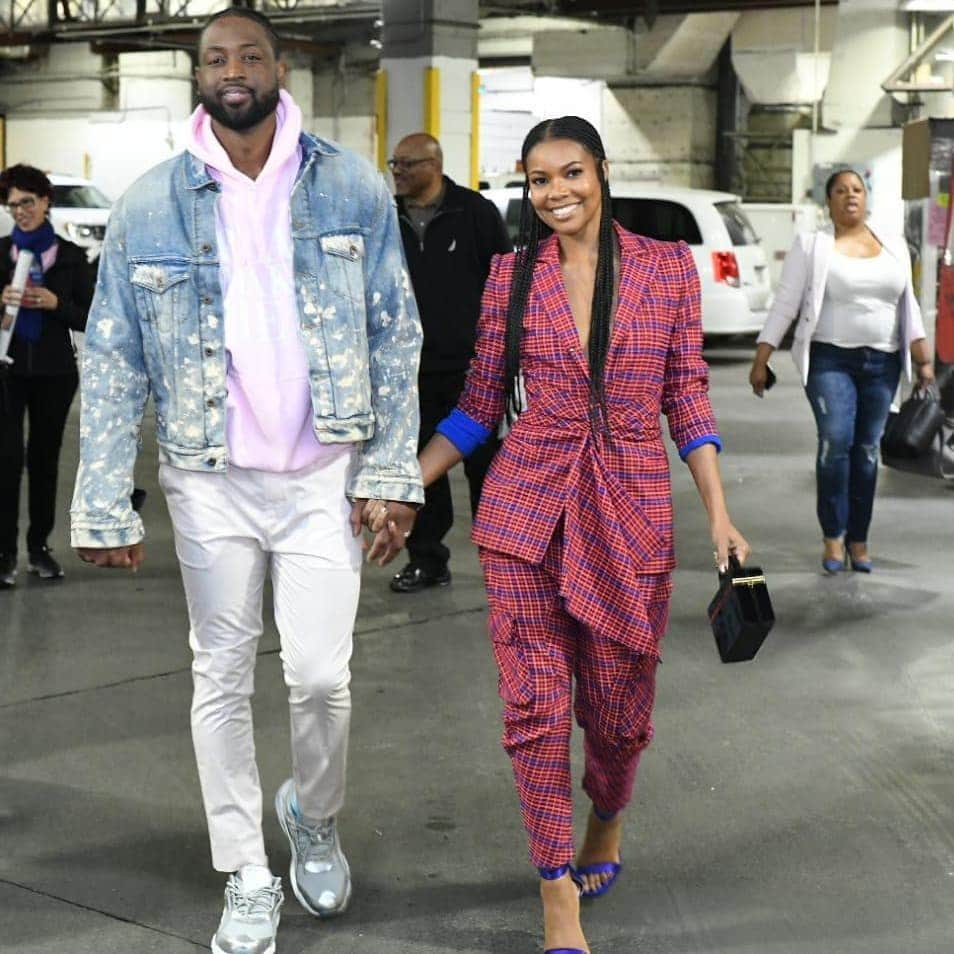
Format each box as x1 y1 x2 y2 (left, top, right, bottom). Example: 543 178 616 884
201 84 280 132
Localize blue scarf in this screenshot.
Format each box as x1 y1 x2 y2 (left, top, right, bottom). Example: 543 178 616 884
10 221 57 343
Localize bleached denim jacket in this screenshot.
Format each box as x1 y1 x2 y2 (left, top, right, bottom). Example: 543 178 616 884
71 133 423 549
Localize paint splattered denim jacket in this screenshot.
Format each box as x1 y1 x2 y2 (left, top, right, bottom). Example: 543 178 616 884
71 134 423 548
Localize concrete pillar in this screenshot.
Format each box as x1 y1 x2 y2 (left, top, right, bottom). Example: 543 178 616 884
379 0 479 186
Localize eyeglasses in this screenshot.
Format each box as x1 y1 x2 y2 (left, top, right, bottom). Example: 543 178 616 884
5 197 37 213
386 157 433 172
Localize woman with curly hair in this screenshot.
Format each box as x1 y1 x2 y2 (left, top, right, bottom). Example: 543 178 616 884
0 163 95 586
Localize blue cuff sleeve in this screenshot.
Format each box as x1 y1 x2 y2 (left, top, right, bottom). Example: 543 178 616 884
679 434 722 461
436 408 493 457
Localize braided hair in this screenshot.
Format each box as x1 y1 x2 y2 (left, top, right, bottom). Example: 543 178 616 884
504 116 616 429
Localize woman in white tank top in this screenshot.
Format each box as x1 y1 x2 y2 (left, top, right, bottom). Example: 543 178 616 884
749 169 934 573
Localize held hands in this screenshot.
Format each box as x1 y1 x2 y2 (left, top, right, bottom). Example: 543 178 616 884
75 543 145 572
349 498 418 566
2 284 58 311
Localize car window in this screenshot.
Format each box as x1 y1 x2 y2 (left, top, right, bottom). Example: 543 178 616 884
52 184 111 209
716 201 758 246
610 199 702 244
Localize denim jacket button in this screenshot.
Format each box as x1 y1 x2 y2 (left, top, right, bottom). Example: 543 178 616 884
349 245 359 260
205 457 216 467
200 243 211 254
204 347 214 357
202 295 213 305
206 398 215 408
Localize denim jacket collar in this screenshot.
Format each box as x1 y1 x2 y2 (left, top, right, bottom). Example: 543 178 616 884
183 132 342 191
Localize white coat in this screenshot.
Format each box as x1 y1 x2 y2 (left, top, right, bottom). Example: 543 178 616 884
757 224 927 385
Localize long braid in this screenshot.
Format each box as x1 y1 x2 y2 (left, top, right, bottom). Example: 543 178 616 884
588 165 615 434
503 116 617 433
504 175 546 417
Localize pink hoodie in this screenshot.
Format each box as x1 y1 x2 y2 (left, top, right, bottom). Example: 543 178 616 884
187 90 336 472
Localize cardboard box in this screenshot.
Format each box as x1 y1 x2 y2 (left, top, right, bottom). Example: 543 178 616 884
902 117 954 199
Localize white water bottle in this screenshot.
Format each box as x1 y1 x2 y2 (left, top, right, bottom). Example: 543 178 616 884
0 249 34 363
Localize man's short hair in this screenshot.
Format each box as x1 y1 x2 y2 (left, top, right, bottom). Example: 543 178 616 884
199 7 281 58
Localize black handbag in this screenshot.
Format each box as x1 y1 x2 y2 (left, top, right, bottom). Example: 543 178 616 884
881 386 945 459
881 415 954 480
707 555 775 663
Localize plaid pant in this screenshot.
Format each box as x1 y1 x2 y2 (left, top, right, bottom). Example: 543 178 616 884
480 539 671 869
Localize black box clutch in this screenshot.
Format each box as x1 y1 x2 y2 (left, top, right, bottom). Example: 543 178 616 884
707 555 775 663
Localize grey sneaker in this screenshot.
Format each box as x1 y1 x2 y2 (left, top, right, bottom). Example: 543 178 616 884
211 868 283 954
274 778 352 917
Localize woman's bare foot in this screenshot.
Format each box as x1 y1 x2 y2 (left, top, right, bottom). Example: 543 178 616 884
540 872 589 953
575 809 623 895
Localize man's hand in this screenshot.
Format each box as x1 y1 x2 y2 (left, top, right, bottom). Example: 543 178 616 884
76 543 145 571
362 499 418 566
349 499 418 565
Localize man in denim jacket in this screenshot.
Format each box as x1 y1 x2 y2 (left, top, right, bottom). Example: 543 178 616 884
70 9 422 953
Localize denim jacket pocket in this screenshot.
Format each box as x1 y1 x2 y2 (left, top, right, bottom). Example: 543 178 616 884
320 233 365 305
130 260 192 330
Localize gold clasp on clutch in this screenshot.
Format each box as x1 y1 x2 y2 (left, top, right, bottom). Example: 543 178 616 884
732 574 765 587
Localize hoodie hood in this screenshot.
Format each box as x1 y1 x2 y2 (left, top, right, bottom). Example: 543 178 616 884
187 88 302 183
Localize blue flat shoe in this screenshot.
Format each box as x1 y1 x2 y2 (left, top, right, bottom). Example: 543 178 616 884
574 859 623 899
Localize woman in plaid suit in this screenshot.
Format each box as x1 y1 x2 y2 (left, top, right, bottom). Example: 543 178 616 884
368 116 749 953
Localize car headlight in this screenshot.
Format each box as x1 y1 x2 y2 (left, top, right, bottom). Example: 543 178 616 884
64 222 95 240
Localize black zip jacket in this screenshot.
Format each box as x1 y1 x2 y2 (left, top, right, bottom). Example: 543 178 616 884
0 236 95 377
397 176 512 375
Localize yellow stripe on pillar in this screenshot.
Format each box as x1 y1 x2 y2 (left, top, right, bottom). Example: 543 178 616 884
375 69 388 173
470 71 480 190
424 66 440 139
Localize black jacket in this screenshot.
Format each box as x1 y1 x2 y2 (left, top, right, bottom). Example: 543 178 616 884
0 236 95 377
397 176 512 375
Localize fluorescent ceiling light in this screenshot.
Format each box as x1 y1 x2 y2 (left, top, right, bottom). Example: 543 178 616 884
901 1 954 11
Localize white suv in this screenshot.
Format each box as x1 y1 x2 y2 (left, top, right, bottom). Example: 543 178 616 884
0 173 111 262
483 184 771 337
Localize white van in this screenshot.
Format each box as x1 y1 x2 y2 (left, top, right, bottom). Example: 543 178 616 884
484 184 771 337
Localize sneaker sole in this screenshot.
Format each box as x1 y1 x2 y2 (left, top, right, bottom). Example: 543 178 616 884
274 785 352 919
211 935 276 954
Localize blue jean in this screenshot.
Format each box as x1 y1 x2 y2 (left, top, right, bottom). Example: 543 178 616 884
805 342 901 544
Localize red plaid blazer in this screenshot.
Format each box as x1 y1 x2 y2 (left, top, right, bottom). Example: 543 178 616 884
458 224 719 655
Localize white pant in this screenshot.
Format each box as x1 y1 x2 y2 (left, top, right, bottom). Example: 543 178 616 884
159 450 362 873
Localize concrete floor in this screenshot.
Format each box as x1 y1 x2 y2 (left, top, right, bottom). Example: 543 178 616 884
2 342 954 954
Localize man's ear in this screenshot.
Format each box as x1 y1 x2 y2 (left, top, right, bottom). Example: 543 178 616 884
277 58 288 87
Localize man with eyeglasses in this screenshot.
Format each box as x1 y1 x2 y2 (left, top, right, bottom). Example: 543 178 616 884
388 133 512 594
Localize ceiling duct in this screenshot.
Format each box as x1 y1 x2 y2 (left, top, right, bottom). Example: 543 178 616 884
532 12 737 82
731 6 837 105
